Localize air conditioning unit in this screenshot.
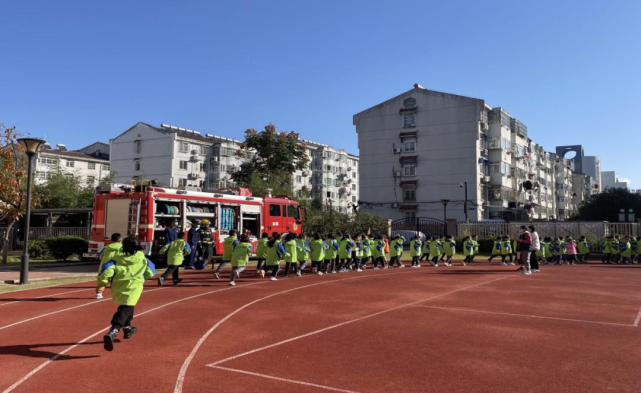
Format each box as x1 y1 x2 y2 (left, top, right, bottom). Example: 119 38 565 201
191 149 199 155
481 175 490 183
391 203 400 208
481 149 489 156
302 171 309 176
393 148 402 154
190 155 200 162
188 173 200 180
480 122 488 131
393 171 402 178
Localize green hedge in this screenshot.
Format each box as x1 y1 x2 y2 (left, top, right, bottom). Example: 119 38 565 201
45 236 88 261
17 240 50 258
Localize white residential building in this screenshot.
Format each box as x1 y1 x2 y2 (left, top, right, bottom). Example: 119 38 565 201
110 123 359 212
353 84 578 222
35 142 110 186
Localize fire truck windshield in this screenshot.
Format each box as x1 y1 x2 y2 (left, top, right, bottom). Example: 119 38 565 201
287 204 299 220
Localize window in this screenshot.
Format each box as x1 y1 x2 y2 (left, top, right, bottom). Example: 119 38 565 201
296 176 302 184
404 187 416 201
287 205 299 220
324 178 333 185
403 98 416 108
404 165 416 176
178 142 189 153
103 164 110 171
38 157 57 166
200 163 205 172
352 172 356 178
178 178 188 187
212 146 220 156
134 161 141 171
36 171 49 180
352 196 357 202
65 160 74 168
88 162 96 170
87 176 95 185
403 113 416 127
352 184 356 190
179 160 188 170
200 146 208 155
269 205 281 217
404 139 416 152
134 140 142 153
405 211 417 220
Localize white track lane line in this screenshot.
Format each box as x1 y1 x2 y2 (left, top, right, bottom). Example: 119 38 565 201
209 365 358 393
4 270 424 393
174 269 433 393
0 279 95 296
633 305 641 327
410 305 635 327
0 289 89 308
202 277 510 372
0 287 166 332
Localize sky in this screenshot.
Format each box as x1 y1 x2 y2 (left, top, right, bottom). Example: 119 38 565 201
1 0 640 187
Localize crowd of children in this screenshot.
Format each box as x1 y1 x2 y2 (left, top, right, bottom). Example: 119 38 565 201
94 229 641 352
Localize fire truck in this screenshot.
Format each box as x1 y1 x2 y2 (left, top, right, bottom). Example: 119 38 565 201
83 183 305 264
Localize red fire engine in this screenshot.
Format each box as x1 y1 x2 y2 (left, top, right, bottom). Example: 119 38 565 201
83 183 305 261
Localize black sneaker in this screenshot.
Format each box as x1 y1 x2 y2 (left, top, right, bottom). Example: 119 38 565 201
103 328 119 351
173 278 183 285
123 326 138 339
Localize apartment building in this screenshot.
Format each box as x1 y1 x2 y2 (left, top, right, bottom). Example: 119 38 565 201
110 123 359 212
601 171 630 190
35 142 110 186
353 84 582 222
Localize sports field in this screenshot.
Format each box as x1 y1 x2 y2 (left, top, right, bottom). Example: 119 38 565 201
1 260 640 393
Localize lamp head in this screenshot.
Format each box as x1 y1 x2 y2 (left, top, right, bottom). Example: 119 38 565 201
17 138 46 155
441 199 450 206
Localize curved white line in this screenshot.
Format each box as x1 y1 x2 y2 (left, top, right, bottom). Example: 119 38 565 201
0 289 88 308
0 279 94 296
173 269 458 393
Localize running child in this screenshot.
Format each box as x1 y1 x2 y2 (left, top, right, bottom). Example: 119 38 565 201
158 231 191 286
620 237 632 264
409 235 422 268
428 236 441 266
352 234 362 271
488 238 503 263
284 233 300 277
389 235 404 268
99 236 155 351
296 234 311 274
263 232 285 281
324 234 339 274
442 235 455 266
536 237 548 266
601 236 612 264
372 234 386 269
611 236 621 264
309 233 325 275
502 236 513 265
96 233 123 299
255 233 269 274
215 229 237 279
565 237 578 265
577 236 590 263
338 234 355 272
229 234 252 286
471 235 479 264
462 236 474 266
361 234 372 270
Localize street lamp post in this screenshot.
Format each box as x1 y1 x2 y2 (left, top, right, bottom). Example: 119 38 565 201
441 199 450 235
460 181 468 222
17 137 46 285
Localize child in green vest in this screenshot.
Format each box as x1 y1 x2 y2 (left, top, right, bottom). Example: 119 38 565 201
338 234 355 272
420 238 430 261
620 236 633 264
577 236 590 263
428 236 441 266
502 236 513 265
96 233 123 299
284 233 299 277
361 234 372 270
255 232 269 275
158 231 191 286
309 233 325 275
372 234 387 269
389 235 404 268
265 232 285 281
324 233 339 274
601 236 612 264
230 234 253 286
470 235 479 264
611 236 621 264
296 234 311 274
462 236 474 266
99 236 155 351
488 238 503 263
409 235 422 268
442 235 456 266
215 229 237 279
536 237 547 266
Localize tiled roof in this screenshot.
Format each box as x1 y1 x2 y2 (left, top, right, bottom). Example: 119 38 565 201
39 149 109 162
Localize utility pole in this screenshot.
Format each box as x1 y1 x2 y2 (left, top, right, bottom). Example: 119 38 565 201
460 181 468 222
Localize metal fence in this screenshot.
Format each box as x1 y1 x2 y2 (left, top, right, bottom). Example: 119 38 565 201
456 222 639 251
0 227 90 250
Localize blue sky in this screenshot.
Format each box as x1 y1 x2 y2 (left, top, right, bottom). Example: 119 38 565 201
1 0 640 187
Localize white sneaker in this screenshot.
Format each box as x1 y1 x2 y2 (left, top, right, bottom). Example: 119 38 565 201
501 262 507 266
234 270 240 279
373 267 379 270
95 293 103 299
296 271 301 277
522 269 528 275
332 270 337 274
259 270 265 278
400 265 405 268
214 272 220 279
270 277 277 281
532 269 540 273
357 269 363 272
317 271 323 275
509 262 516 266
526 270 532 275
229 281 236 286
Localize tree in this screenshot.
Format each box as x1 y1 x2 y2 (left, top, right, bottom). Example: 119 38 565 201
0 124 42 264
577 188 641 221
36 172 95 209
242 172 294 197
230 124 309 192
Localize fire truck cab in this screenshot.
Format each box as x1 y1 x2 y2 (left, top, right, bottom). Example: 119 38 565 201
83 183 305 263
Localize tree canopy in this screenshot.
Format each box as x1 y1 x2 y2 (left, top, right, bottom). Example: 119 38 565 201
230 124 309 191
577 188 641 221
36 172 95 209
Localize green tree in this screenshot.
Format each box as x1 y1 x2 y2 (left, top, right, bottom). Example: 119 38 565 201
230 124 309 192
0 124 43 264
577 188 641 221
242 172 294 197
36 172 95 209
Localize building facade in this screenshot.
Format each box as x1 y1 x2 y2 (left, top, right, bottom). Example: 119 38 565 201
35 143 110 186
110 123 359 212
601 171 630 190
354 84 585 222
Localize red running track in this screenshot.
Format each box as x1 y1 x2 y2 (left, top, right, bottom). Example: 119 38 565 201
1 260 641 393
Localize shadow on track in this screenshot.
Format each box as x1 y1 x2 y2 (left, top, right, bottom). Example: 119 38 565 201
0 341 102 360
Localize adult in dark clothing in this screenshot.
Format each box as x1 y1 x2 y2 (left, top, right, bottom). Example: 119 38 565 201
184 220 200 269
164 220 179 245
198 219 215 267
